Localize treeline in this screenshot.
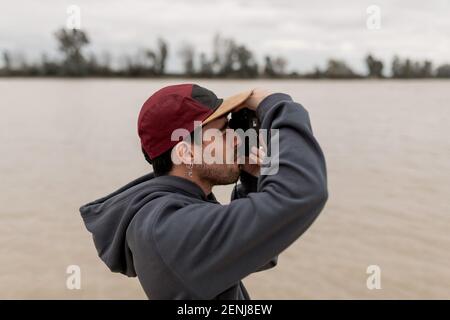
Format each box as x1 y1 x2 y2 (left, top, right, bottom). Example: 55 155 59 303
1 28 449 79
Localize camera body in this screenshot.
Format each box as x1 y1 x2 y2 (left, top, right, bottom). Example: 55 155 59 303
228 108 260 157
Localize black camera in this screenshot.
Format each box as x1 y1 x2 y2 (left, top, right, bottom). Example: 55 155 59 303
228 108 260 157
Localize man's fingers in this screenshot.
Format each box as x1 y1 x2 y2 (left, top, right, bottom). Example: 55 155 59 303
249 146 265 165
258 146 266 158
249 153 258 164
252 146 265 158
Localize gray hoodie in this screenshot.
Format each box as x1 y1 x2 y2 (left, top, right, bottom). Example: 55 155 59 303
79 93 328 299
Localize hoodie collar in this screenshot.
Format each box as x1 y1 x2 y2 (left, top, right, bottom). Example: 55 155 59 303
152 174 216 201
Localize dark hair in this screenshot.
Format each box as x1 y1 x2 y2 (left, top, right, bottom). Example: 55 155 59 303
142 129 200 177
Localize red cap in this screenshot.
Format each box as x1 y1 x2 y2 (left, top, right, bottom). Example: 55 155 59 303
138 83 252 159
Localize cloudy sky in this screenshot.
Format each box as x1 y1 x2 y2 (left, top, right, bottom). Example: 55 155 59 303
1 0 449 74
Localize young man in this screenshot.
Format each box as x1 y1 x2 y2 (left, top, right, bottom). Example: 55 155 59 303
80 83 328 299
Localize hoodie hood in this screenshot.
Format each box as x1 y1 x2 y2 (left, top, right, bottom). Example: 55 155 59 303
79 172 210 277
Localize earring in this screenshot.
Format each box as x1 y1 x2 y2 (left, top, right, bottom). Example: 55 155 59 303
186 163 193 177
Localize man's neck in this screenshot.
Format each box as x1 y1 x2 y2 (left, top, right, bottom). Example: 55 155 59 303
169 171 212 197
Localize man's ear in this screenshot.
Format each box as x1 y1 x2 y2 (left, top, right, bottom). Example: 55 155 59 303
172 141 193 165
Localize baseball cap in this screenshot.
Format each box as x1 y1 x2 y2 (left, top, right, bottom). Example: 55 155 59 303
138 83 252 159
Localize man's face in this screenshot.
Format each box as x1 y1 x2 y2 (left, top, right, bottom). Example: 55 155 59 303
193 115 241 185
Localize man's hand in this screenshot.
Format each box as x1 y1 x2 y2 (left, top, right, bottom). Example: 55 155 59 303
240 145 266 177
236 88 272 177
237 88 273 112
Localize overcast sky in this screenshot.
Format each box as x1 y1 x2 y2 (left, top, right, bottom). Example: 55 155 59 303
1 0 449 73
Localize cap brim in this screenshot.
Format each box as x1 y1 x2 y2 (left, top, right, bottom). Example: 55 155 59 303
201 89 253 126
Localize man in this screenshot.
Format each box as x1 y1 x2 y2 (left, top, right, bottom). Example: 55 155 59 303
80 83 328 299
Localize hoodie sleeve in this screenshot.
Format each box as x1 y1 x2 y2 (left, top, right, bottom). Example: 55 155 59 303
152 93 328 299
231 172 279 273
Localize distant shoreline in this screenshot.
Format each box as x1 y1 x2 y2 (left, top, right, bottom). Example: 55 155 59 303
2 29 449 80
1 76 449 80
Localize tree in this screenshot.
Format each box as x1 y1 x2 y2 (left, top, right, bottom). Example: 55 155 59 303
145 49 158 75
210 34 258 77
122 49 155 77
156 38 168 75
263 56 275 77
97 51 113 76
391 55 402 78
199 52 213 77
178 43 195 76
234 44 258 78
365 54 383 78
220 38 237 76
263 55 287 78
391 56 434 78
325 59 356 78
419 60 433 78
1 51 12 75
212 34 233 75
40 53 59 76
436 64 450 78
273 57 287 76
54 28 90 76
403 59 412 77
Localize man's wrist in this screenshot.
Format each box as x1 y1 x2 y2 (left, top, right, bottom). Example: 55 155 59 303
256 93 293 121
